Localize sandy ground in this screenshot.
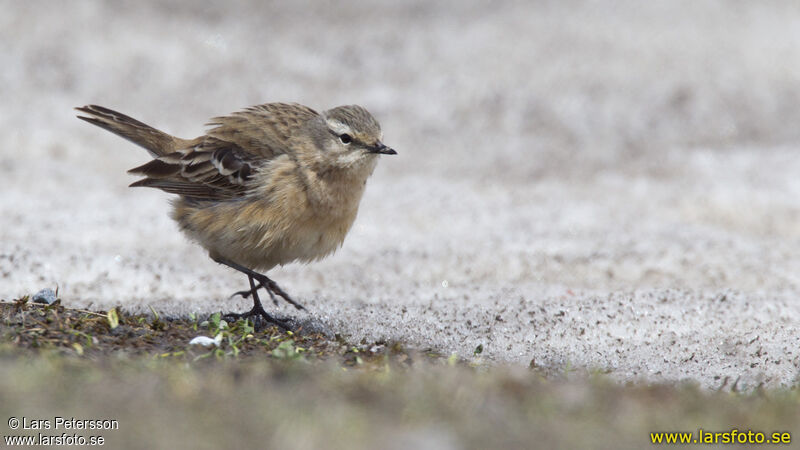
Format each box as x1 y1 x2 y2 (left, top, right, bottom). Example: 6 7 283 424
2 0 800 389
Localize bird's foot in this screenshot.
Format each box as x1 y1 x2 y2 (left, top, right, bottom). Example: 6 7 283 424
223 303 291 331
213 257 306 311
229 282 273 303
230 277 305 311
253 274 305 311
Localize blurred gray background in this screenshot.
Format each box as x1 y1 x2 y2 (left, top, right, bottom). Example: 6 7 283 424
2 0 800 388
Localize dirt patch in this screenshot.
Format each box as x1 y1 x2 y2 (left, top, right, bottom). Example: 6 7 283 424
0 298 441 368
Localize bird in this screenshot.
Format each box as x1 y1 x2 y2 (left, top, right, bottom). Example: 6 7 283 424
75 102 396 329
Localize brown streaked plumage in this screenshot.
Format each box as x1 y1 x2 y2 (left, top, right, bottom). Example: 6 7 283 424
75 102 396 328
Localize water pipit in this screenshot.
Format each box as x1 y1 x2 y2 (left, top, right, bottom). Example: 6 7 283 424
76 103 396 328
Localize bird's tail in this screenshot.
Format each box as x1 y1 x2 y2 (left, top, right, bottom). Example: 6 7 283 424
75 104 191 157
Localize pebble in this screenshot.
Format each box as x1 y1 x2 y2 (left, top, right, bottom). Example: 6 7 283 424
32 288 57 305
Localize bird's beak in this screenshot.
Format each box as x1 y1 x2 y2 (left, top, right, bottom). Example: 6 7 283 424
369 142 397 155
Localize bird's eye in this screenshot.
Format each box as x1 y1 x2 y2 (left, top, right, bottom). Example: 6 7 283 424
339 134 352 144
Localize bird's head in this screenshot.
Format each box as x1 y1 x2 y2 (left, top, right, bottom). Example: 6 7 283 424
312 105 396 170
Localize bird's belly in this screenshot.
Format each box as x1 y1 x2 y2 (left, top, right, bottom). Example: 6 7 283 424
174 188 360 272
278 228 341 263
230 213 354 271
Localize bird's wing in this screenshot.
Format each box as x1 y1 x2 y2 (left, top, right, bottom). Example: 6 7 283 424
205 102 320 159
128 103 319 200
128 137 258 200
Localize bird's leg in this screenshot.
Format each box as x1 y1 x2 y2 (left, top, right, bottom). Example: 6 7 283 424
263 284 280 306
252 273 303 310
229 282 280 306
214 257 305 310
229 283 281 307
228 283 278 306
229 284 259 299
222 275 291 330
